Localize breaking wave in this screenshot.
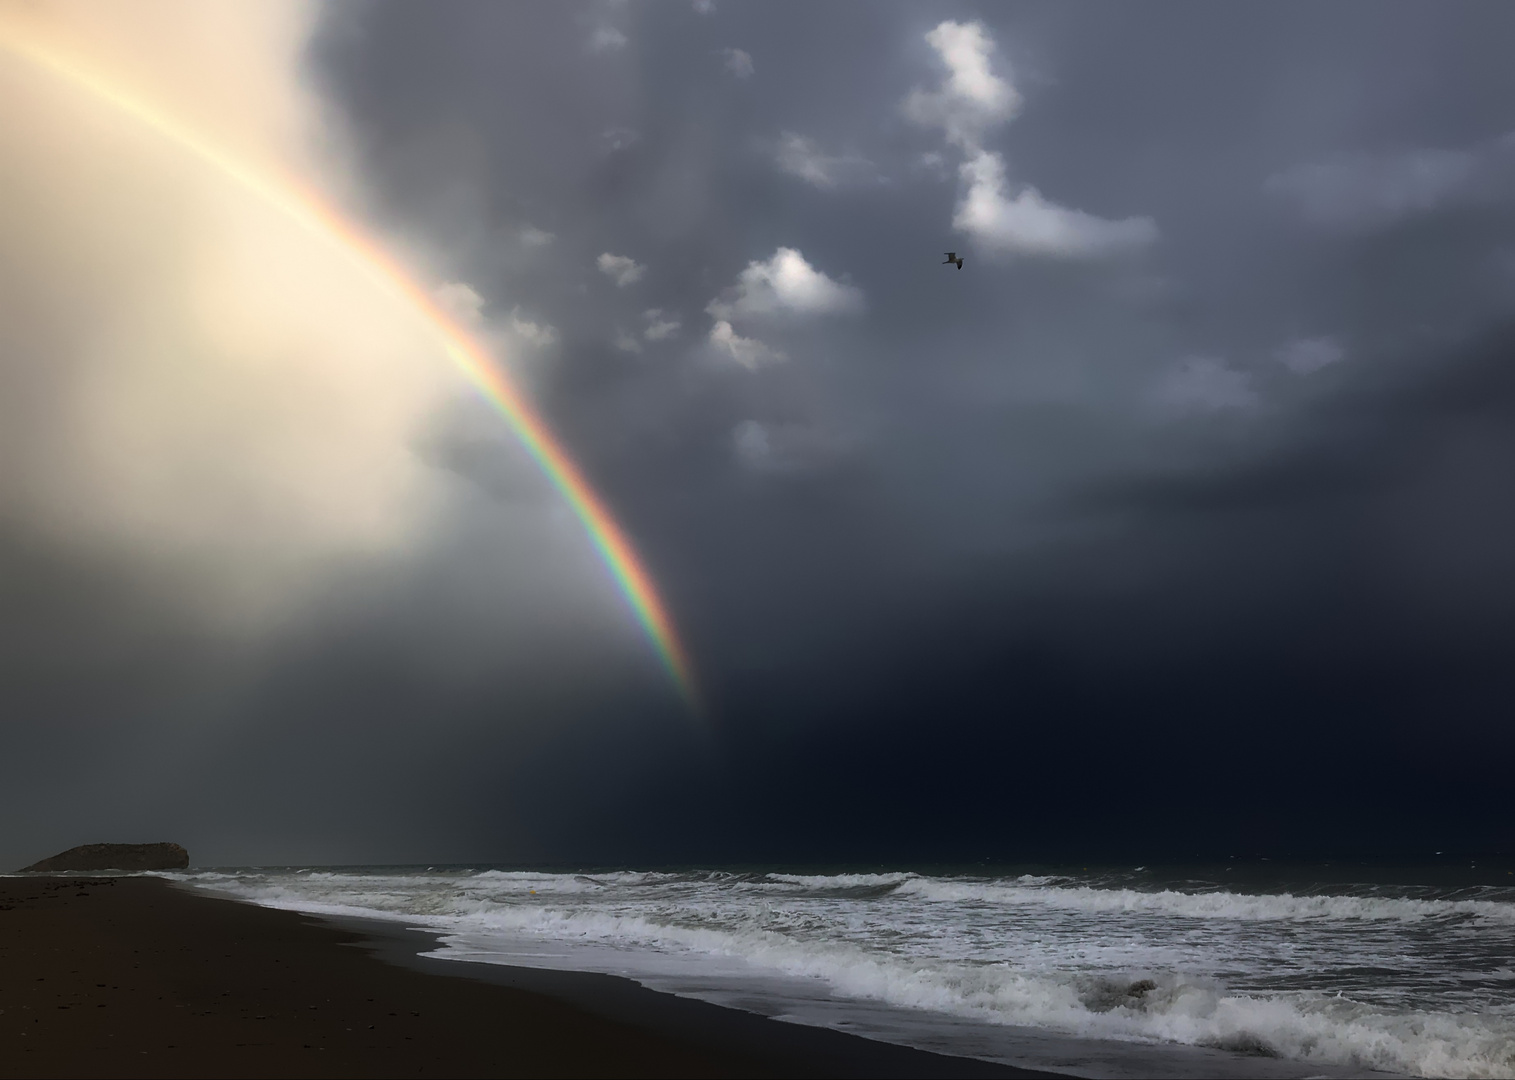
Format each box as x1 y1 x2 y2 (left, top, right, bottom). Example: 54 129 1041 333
175 867 1515 1078
896 877 1515 924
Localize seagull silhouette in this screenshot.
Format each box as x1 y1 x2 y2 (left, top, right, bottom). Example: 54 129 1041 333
942 251 964 269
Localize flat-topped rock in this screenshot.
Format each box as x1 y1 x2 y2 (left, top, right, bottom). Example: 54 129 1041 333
19 842 189 873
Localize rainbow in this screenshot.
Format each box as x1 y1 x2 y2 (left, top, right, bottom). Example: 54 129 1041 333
0 19 700 711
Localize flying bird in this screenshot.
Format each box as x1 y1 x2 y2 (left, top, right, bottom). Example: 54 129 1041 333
942 252 964 269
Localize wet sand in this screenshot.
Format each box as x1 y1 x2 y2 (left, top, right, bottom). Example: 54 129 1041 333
0 875 1050 1078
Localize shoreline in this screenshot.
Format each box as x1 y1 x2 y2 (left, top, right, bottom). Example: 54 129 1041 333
313 909 1061 1078
0 874 1048 1078
316 909 1403 1080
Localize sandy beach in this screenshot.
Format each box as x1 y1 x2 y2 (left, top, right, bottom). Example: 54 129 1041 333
0 875 1048 1078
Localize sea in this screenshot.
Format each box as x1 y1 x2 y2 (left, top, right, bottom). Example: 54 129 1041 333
172 862 1515 1079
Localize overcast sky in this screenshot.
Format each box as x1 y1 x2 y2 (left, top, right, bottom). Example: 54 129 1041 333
3 0 1513 868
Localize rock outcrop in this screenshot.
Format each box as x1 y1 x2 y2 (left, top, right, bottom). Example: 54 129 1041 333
19 843 189 873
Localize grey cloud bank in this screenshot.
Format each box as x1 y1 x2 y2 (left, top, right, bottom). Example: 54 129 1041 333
1266 134 1515 230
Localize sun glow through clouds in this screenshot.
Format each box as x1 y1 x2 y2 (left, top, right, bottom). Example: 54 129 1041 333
0 15 700 713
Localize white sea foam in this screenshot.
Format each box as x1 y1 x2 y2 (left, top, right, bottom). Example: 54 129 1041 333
175 867 1515 1078
766 871 917 889
897 878 1515 924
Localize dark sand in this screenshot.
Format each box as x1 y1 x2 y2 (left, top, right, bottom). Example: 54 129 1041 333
0 875 1053 1078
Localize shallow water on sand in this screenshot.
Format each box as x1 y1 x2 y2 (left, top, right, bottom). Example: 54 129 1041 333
175 861 1515 1078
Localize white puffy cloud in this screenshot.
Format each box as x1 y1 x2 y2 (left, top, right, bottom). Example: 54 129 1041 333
709 321 784 369
518 226 555 248
706 247 863 321
905 21 1158 260
693 0 715 13
596 252 645 287
435 281 485 324
435 285 558 350
509 309 558 347
642 309 681 341
903 21 1020 150
1276 336 1345 375
954 151 1158 258
613 329 643 353
1156 358 1258 412
722 47 753 79
773 132 876 190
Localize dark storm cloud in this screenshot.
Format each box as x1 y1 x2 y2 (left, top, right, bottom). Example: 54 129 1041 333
5 1 1514 868
304 0 1515 856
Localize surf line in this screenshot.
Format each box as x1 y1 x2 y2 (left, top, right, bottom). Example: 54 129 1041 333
0 23 700 714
